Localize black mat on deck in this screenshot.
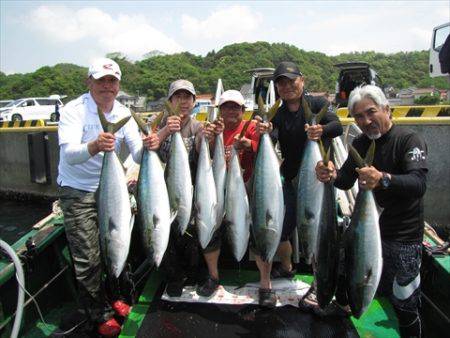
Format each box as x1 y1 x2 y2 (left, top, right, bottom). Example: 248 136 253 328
137 285 359 338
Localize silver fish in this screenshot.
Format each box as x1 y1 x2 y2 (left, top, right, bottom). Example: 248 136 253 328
296 139 324 264
345 189 382 318
296 100 330 265
251 133 284 262
132 112 173 267
195 135 218 249
166 131 193 235
97 110 133 278
345 141 382 318
225 147 251 262
314 181 340 308
213 133 227 230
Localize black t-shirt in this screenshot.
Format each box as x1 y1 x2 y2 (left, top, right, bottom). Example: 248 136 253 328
271 94 343 180
335 124 428 243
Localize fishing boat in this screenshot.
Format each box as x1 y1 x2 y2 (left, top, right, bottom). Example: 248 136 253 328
0 75 449 337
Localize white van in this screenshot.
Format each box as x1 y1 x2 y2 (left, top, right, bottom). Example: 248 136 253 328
0 100 13 108
0 97 64 122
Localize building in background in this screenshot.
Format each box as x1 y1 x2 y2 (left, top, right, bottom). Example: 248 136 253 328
117 91 146 110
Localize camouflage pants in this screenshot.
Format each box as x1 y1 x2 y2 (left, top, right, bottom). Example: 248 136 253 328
58 186 113 323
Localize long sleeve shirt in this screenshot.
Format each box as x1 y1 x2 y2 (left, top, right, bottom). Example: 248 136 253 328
270 94 343 180
335 125 428 242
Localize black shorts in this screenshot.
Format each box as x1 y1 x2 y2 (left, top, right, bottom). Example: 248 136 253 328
202 224 225 254
160 222 200 281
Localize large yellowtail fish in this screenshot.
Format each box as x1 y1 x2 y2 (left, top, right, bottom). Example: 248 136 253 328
164 102 193 235
296 100 328 265
132 111 174 267
195 130 218 249
251 98 284 262
314 141 340 308
345 141 382 318
97 109 133 278
224 147 251 261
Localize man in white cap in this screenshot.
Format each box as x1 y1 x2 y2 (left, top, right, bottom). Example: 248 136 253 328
196 90 273 304
57 57 159 337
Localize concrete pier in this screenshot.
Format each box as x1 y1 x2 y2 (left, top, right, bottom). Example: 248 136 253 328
1 119 449 230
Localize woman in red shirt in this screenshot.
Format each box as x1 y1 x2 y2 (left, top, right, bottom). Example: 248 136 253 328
196 90 260 298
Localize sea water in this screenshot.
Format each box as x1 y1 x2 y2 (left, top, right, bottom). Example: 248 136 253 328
0 199 53 245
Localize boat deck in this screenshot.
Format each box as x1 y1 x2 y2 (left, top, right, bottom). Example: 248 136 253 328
120 269 399 338
4 216 446 337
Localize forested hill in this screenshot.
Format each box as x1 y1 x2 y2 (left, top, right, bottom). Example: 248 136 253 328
0 41 448 101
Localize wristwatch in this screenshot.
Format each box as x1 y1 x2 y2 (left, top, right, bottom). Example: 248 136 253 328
380 172 391 190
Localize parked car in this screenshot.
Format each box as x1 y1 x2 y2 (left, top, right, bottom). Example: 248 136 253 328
244 67 276 111
0 100 13 109
334 62 383 107
0 97 63 122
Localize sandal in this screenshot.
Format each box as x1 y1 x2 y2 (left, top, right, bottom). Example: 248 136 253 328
258 288 277 308
270 264 295 279
313 300 351 318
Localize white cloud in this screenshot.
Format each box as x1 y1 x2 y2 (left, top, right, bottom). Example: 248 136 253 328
26 6 183 59
181 5 262 40
285 2 444 55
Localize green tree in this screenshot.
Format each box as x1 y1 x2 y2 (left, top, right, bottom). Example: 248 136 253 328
1 43 448 103
414 95 440 105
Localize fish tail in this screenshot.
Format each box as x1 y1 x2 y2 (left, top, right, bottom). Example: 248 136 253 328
98 107 131 134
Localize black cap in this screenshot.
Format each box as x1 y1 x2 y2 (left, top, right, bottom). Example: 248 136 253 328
273 61 303 81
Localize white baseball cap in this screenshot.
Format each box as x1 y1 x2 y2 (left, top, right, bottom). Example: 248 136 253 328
219 90 245 107
168 79 196 99
88 58 122 80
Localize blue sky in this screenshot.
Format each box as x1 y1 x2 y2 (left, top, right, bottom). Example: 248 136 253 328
1 0 449 74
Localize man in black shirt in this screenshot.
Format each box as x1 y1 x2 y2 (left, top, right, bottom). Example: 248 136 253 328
316 85 427 338
255 61 342 304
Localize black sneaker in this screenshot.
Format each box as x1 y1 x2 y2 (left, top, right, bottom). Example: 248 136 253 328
258 288 277 308
166 278 185 297
270 264 295 279
196 276 219 297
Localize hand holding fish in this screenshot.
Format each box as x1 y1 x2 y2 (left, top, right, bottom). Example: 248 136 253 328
254 115 272 135
127 179 137 193
315 160 337 183
166 115 181 134
213 117 224 134
90 132 115 154
143 133 160 151
305 123 323 141
355 166 383 190
233 134 251 150
202 123 216 142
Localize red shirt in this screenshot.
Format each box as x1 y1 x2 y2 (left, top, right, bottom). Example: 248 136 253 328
223 120 259 182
